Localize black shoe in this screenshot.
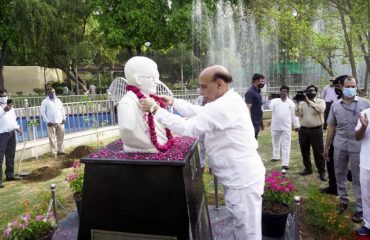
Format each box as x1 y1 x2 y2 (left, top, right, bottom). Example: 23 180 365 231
0 182 4 188
355 226 370 236
271 158 280 162
319 174 328 181
320 187 338 196
6 176 22 181
352 211 363 223
57 152 66 155
282 165 289 170
299 169 313 176
338 203 348 213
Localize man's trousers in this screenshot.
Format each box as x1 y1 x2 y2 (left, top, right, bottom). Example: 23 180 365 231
271 130 291 166
360 168 370 229
334 149 362 212
0 131 16 180
47 123 65 155
223 179 264 240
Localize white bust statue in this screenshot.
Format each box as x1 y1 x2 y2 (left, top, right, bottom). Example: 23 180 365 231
118 56 168 153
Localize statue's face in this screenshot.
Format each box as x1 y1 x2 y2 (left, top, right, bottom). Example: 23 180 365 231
138 73 159 94
125 56 160 95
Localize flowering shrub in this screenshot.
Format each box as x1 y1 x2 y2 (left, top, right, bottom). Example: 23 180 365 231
263 171 296 206
2 212 55 240
65 160 84 193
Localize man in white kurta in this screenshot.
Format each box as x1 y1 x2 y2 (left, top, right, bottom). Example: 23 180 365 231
355 109 370 236
41 87 66 157
141 65 266 240
269 86 300 169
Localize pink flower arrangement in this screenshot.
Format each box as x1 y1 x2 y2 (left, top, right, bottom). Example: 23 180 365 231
2 212 55 239
264 171 297 206
88 136 196 161
65 160 84 193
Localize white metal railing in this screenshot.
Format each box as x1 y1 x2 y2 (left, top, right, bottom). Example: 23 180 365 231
15 100 115 143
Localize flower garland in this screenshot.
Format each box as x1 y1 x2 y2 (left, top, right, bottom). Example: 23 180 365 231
126 85 174 152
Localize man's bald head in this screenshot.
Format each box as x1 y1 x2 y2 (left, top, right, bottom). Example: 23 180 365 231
198 65 232 102
199 65 233 83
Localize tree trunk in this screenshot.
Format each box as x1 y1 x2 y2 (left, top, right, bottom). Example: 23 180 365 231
0 40 9 89
338 0 357 79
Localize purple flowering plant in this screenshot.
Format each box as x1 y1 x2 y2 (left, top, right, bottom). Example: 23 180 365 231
2 212 55 240
263 171 297 206
65 160 84 193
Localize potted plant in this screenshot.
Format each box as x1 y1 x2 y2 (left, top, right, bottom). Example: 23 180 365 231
65 160 84 215
262 171 297 238
2 212 56 240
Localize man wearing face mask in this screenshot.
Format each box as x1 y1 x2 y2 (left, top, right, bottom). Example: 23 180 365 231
324 76 370 223
295 85 327 181
245 73 265 139
320 75 348 196
41 87 66 157
0 89 22 187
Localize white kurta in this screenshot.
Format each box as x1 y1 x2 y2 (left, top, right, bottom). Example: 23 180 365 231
155 88 265 240
270 98 299 166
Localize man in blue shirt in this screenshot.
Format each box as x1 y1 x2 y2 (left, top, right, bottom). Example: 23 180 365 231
245 73 265 139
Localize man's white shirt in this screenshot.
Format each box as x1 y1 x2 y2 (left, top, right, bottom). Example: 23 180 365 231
356 108 370 170
41 97 66 124
270 98 300 131
0 105 20 134
155 89 265 188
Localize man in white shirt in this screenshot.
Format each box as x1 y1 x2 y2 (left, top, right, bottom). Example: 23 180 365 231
141 65 266 240
269 86 300 170
0 89 22 187
355 109 370 236
41 87 66 157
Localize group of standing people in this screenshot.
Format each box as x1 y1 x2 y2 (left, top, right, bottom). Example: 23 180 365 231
0 87 66 188
245 73 370 236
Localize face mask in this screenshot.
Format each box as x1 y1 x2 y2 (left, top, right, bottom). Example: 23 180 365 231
0 96 8 104
48 93 55 99
259 84 265 89
343 88 356 98
306 93 316 99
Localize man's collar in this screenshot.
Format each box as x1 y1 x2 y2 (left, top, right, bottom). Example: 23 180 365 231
339 96 359 102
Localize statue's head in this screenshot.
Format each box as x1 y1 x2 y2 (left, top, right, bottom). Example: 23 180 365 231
125 56 160 95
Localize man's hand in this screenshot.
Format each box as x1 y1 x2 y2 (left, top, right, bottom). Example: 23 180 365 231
294 127 300 132
3 105 12 112
47 122 54 127
140 98 159 113
324 146 329 161
16 128 23 136
158 95 174 106
359 113 369 129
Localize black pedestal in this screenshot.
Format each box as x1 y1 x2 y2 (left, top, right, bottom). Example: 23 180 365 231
78 138 212 240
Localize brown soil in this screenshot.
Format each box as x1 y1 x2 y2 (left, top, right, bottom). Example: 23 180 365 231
262 201 290 215
67 145 96 159
23 166 62 182
58 159 74 169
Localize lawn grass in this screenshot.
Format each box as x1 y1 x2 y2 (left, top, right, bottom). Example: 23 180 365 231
0 129 361 239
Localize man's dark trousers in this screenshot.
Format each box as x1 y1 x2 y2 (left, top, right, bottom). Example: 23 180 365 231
327 142 337 189
299 126 326 174
324 102 333 130
0 131 16 180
